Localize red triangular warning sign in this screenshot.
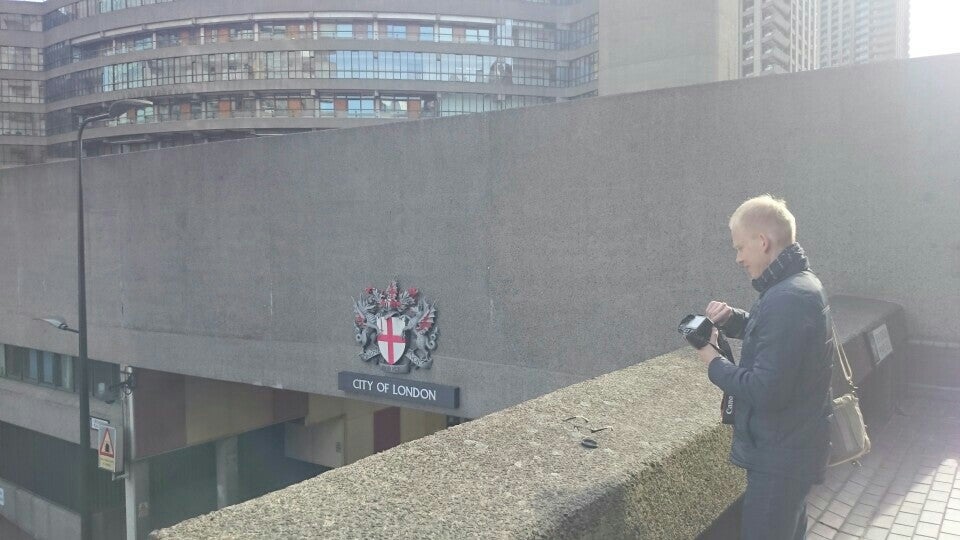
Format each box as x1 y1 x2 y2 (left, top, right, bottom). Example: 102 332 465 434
99 429 115 458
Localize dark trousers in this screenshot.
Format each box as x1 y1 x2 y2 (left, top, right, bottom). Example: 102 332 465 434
740 469 813 540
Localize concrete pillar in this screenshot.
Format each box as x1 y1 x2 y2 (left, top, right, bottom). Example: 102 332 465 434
215 436 239 509
124 460 150 540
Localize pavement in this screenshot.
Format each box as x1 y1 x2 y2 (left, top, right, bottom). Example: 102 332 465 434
807 397 960 540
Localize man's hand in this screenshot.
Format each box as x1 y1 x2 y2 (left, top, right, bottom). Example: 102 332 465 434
705 301 733 327
696 326 721 364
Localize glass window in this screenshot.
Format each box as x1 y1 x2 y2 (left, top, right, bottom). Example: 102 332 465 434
41 351 58 386
259 23 286 41
230 24 254 41
3 345 23 378
345 96 374 118
26 349 39 382
335 23 352 38
385 24 406 39
59 355 75 391
419 25 434 42
319 97 334 117
438 26 453 42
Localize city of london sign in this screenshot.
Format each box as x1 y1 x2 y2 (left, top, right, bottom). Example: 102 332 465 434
353 281 438 374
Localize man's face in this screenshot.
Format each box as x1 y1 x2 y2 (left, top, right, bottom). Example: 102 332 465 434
731 225 771 280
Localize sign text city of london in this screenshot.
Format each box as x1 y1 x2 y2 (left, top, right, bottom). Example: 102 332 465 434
338 372 459 409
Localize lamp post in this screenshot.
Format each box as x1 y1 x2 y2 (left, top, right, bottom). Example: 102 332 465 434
68 98 153 540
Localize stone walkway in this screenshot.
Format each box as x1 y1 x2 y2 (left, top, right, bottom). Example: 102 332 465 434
807 398 960 539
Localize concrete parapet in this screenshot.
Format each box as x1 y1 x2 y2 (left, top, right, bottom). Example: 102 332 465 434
153 348 743 539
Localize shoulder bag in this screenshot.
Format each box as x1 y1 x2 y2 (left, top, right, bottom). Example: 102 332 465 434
828 317 871 466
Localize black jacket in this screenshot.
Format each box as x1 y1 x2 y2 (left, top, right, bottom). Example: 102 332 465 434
708 246 832 483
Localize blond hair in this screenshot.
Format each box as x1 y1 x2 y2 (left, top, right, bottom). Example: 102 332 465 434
729 194 796 248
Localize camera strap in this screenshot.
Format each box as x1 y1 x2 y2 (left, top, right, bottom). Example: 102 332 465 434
714 332 736 425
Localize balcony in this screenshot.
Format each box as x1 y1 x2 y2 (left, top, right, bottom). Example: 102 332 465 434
761 28 790 49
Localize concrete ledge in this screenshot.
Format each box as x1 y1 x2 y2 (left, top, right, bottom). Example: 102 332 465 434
153 349 744 539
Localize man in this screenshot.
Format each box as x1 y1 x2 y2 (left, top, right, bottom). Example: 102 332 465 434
695 194 833 540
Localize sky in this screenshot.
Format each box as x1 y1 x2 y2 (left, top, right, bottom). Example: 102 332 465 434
12 0 960 58
910 0 960 57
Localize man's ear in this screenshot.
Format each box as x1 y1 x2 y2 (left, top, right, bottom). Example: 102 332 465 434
757 232 771 254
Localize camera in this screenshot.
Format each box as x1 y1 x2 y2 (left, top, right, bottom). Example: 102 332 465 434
678 314 715 349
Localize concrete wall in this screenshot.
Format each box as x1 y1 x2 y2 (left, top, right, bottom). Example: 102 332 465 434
284 394 447 467
130 369 308 458
0 479 80 540
599 0 739 95
1 54 959 419
0 378 121 446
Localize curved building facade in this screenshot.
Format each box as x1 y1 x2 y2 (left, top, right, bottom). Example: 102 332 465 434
1 0 602 167
0 0 747 169
0 1 45 167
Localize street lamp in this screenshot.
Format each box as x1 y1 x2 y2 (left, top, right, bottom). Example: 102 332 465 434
37 316 79 333
70 98 152 540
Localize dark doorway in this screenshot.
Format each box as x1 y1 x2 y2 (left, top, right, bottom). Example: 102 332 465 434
237 423 326 501
373 407 401 453
149 442 217 531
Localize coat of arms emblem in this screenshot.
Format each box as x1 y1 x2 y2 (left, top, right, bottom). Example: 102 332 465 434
353 281 438 373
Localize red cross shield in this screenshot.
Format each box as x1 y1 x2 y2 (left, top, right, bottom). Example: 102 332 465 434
376 317 407 365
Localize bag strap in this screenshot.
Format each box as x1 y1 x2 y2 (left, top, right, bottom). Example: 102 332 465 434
829 314 857 398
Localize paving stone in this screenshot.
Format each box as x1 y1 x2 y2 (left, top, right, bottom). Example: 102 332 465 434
943 520 960 535
946 508 960 522
889 523 915 536
902 501 925 514
915 521 940 537
877 503 899 517
810 522 838 539
939 533 960 540
862 526 888 540
809 493 830 512
883 493 904 506
926 500 949 513
949 498 960 510
917 474 937 485
929 490 951 502
872 514 895 528
860 493 883 506
921 510 946 524
825 476 846 491
935 481 955 492
839 521 866 536
847 473 870 485
845 512 870 527
811 485 834 500
827 500 853 518
886 482 910 495
908 491 930 504
833 533 859 540
819 510 845 530
895 512 920 527
835 490 859 507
